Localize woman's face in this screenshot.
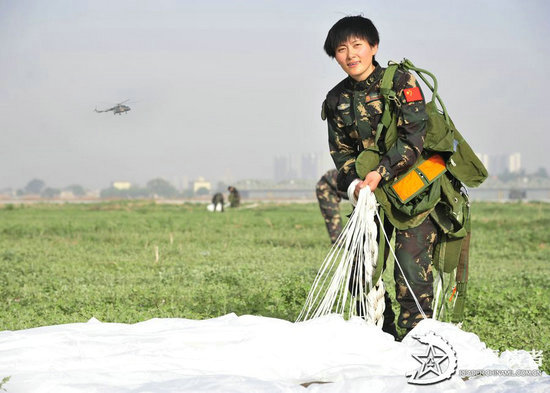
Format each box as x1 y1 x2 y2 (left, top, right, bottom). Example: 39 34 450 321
334 37 378 82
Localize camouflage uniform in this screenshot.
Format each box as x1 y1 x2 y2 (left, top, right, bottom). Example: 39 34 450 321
315 169 348 243
323 61 437 331
227 186 241 208
392 216 437 328
211 192 224 212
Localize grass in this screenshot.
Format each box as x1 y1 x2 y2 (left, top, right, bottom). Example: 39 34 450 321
0 200 548 373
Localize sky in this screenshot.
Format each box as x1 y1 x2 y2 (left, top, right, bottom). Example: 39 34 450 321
1 0 549 190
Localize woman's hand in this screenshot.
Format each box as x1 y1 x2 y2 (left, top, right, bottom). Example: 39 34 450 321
354 171 382 199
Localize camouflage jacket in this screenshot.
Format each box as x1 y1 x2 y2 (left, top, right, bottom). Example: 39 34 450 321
228 188 240 204
322 62 428 193
320 169 348 200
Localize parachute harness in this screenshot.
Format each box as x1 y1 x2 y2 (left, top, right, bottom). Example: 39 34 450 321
298 188 427 325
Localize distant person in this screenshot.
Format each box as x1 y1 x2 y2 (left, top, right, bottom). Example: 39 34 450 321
227 186 241 208
211 193 225 212
316 169 348 244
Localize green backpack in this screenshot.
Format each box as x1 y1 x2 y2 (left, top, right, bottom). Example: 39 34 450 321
356 59 488 218
357 59 488 323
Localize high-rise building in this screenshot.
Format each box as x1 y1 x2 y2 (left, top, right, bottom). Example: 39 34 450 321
480 153 522 175
476 153 490 173
274 154 298 182
508 153 521 173
489 155 508 175
301 153 316 180
274 155 288 182
275 152 335 181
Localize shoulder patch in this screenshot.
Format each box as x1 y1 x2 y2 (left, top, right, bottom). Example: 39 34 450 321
403 86 422 103
321 100 327 120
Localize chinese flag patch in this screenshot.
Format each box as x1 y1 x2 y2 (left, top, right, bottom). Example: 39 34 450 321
403 86 422 103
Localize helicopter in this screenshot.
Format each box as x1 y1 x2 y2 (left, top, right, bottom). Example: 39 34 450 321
94 100 131 115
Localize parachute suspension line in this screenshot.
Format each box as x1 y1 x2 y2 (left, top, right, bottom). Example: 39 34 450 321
432 271 444 320
374 209 428 321
297 188 385 326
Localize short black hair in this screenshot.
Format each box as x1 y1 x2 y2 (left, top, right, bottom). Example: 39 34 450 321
323 16 380 58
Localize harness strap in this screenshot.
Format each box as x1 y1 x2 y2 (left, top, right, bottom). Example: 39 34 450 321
375 64 399 148
400 59 450 126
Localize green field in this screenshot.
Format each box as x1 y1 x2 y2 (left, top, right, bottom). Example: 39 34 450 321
1 201 549 372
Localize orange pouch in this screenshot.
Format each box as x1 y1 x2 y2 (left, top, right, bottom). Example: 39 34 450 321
390 154 446 203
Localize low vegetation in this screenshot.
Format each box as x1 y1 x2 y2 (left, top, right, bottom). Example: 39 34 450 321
0 201 548 372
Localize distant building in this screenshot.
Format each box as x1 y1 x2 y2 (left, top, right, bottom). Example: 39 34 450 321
301 153 317 180
275 152 334 181
490 155 508 175
190 177 211 193
112 181 132 190
479 153 522 175
508 153 521 173
476 153 490 173
59 191 75 199
0 188 14 198
274 154 298 182
273 156 287 182
87 189 101 198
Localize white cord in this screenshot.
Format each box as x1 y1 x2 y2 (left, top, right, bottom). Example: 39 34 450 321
298 188 384 325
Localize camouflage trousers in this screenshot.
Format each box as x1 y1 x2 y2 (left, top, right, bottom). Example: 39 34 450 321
350 214 438 332
315 181 342 244
382 214 437 330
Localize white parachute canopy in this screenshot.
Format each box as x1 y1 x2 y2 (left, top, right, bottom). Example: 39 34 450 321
0 314 547 393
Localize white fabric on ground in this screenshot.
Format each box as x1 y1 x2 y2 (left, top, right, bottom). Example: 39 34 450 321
0 314 548 393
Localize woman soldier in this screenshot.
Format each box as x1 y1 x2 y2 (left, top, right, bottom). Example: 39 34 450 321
322 15 437 339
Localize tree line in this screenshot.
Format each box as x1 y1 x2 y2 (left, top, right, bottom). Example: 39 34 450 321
16 178 200 199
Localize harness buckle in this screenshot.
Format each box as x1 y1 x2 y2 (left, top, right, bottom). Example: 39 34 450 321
387 92 401 108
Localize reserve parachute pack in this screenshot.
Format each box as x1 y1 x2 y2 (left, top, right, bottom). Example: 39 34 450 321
355 59 488 323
